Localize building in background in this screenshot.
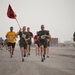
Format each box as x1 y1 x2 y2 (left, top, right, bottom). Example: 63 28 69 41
64 41 74 46
50 38 58 46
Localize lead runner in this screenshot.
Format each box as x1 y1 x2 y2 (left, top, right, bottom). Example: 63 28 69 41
38 25 51 62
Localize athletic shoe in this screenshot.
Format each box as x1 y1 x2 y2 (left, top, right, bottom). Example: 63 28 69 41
24 54 26 57
22 58 24 62
41 58 44 62
47 56 49 58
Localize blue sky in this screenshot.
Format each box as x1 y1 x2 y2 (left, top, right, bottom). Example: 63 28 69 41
0 0 75 43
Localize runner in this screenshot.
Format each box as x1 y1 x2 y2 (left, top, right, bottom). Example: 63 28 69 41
6 26 17 58
27 27 33 56
46 31 52 58
34 32 40 56
17 26 30 62
38 25 51 62
4 39 9 50
73 32 75 41
0 37 4 50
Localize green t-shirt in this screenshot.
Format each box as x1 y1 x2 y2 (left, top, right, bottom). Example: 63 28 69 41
18 31 29 43
38 30 49 42
27 32 33 44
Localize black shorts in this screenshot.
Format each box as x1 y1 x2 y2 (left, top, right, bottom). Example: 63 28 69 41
27 40 32 45
19 40 27 49
37 44 40 47
40 42 47 48
1 43 3 46
8 42 16 48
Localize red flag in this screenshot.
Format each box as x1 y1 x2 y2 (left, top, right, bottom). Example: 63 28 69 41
7 4 17 19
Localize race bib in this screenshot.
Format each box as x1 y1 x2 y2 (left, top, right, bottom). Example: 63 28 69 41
9 36 13 40
47 39 50 42
22 34 26 39
41 35 45 39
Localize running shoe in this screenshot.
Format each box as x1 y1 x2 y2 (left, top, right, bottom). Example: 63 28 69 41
47 56 49 58
41 58 44 62
22 58 24 62
24 54 26 57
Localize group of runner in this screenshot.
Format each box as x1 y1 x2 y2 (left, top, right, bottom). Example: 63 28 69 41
5 25 51 62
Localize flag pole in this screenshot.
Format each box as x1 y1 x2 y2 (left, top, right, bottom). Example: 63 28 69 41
15 18 21 29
